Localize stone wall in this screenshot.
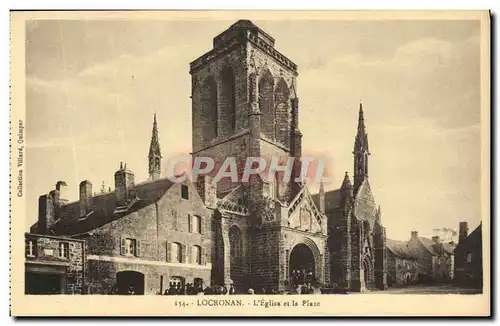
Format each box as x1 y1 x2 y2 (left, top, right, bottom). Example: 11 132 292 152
25 233 85 294
386 252 419 286
407 237 434 279
249 225 281 290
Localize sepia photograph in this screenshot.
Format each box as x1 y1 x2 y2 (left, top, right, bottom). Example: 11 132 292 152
9 10 490 316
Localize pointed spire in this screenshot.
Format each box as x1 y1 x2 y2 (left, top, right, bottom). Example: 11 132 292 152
148 113 161 158
319 180 325 193
148 113 162 180
354 102 369 153
341 171 352 189
340 171 354 209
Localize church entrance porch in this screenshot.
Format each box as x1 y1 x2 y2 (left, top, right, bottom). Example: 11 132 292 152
289 243 318 288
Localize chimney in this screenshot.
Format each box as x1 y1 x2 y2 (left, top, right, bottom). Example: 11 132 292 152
115 162 136 208
79 180 93 217
38 194 54 234
196 175 217 208
55 181 69 204
432 236 441 244
411 231 418 239
459 222 469 244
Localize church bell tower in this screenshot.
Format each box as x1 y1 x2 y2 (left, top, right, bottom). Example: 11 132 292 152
189 20 301 205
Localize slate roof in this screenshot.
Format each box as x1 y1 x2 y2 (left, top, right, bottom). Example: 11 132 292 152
46 177 175 236
311 189 341 213
386 239 419 260
417 236 456 256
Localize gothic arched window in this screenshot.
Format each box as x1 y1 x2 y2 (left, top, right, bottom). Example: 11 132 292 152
220 66 236 135
274 78 290 146
229 226 242 264
259 69 275 139
201 76 218 140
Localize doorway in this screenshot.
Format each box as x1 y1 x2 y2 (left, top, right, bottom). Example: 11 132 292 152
289 243 316 286
116 271 145 295
25 272 66 294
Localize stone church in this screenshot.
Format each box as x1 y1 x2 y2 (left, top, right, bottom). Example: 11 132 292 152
29 20 387 294
191 19 387 292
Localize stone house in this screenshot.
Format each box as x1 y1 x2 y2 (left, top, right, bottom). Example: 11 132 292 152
454 222 482 289
25 233 85 294
386 239 419 286
406 231 455 283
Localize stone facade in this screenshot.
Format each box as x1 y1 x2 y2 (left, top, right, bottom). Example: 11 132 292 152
25 233 85 294
454 222 482 288
406 231 455 283
386 239 419 286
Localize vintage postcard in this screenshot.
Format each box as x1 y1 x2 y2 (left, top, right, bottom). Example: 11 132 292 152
10 10 490 317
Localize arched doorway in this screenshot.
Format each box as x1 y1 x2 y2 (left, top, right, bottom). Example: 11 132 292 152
116 271 145 295
289 243 316 286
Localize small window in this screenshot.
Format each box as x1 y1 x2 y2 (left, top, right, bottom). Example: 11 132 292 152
125 238 136 256
192 245 202 265
466 253 473 263
59 242 69 259
25 238 36 258
181 185 189 200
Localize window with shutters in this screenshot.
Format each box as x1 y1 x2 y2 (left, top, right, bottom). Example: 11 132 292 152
181 185 189 200
170 242 182 263
58 242 69 259
191 215 202 233
121 238 140 257
25 238 36 258
192 245 202 265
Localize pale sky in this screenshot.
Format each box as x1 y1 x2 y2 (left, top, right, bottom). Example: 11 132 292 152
25 19 482 240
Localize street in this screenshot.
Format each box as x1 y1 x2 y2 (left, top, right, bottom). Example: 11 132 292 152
365 284 482 294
